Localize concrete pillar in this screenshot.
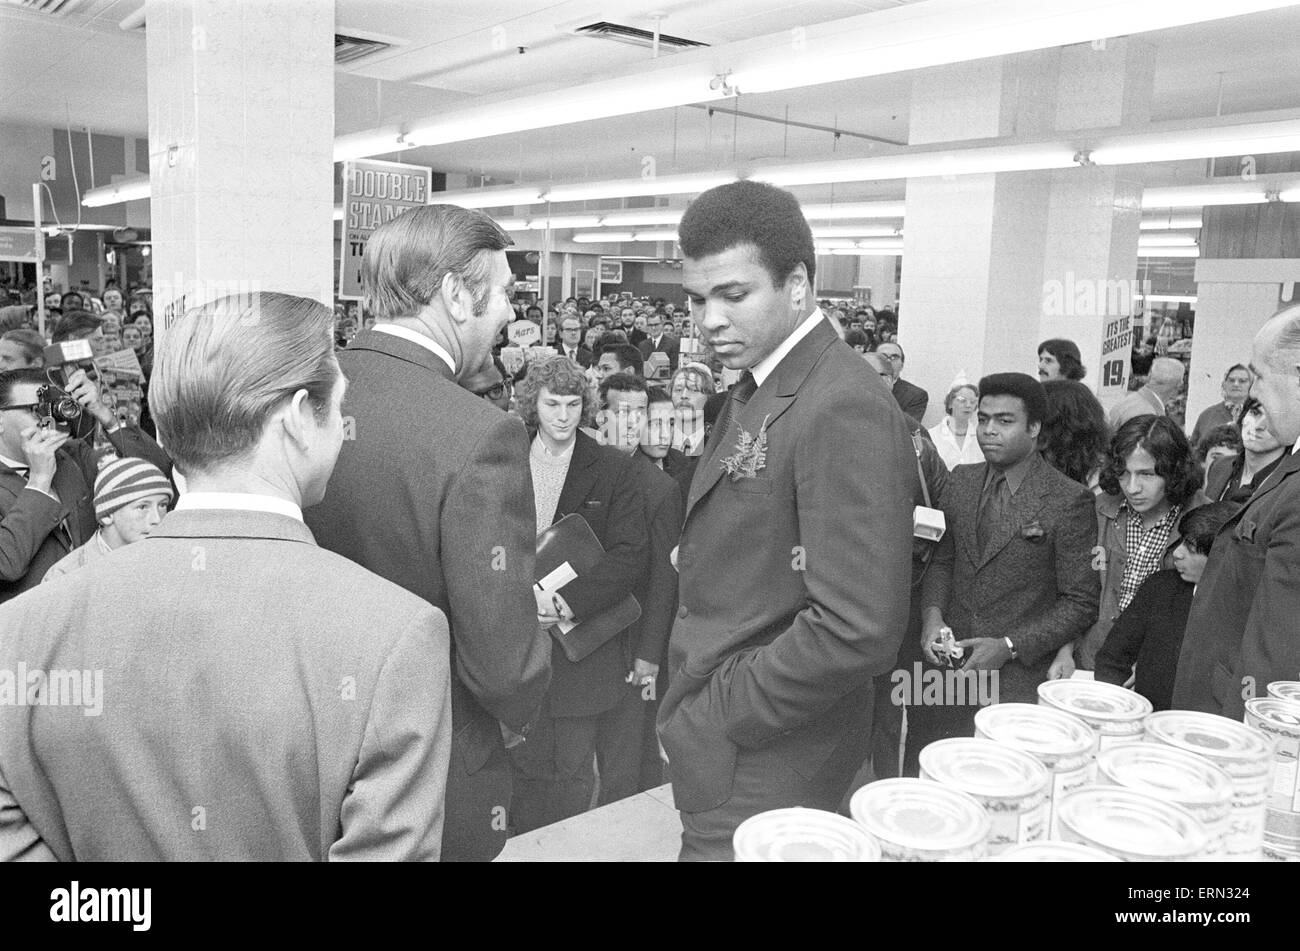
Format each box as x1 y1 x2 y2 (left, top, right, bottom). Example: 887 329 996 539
146 0 335 334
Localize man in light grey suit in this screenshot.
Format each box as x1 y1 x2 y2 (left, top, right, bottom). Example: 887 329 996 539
0 291 453 861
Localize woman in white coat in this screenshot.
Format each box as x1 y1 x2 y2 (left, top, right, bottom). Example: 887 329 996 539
928 382 984 470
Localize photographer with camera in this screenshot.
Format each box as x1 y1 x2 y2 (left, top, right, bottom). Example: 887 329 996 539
0 364 172 604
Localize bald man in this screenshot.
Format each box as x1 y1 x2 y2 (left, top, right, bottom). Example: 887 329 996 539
1173 304 1300 716
1108 356 1185 430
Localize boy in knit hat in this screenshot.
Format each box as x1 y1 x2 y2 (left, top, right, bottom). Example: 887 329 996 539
42 456 173 581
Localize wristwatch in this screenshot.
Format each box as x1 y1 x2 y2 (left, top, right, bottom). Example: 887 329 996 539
1003 636 1018 661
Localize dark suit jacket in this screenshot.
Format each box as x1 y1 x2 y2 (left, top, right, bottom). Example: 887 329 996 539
637 334 681 374
1205 452 1283 507
543 431 647 719
304 329 551 855
921 453 1100 703
0 509 452 861
1172 448 1300 717
626 455 684 669
658 319 916 813
560 345 593 368
892 377 930 423
0 425 172 605
1095 569 1194 712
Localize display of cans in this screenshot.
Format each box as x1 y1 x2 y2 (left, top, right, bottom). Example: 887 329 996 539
732 807 882 862
1266 681 1300 705
974 702 1096 837
1097 743 1233 859
849 778 991 862
1144 710 1273 861
1037 679 1152 750
918 738 1050 854
1056 786 1208 861
987 841 1120 862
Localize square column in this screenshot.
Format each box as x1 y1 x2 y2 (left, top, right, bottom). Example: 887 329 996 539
146 0 335 332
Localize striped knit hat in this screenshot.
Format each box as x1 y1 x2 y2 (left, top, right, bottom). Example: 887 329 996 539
94 456 174 521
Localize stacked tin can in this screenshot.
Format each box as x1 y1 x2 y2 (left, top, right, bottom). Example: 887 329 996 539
849 778 991 861
1037 679 1152 750
1245 689 1300 862
1144 710 1272 861
733 807 881 862
918 738 1050 854
973 702 1096 837
1054 785 1209 861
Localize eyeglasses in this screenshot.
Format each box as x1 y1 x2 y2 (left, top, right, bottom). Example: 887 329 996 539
473 381 512 401
883 353 904 362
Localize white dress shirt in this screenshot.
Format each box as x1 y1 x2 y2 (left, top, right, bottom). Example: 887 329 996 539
751 308 826 388
174 492 304 523
928 416 986 470
371 323 456 375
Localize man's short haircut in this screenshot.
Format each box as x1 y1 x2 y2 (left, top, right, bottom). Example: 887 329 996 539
51 310 102 343
1178 501 1239 556
526 305 543 318
1195 423 1242 465
1 329 45 366
678 180 816 288
60 291 85 311
1266 302 1300 366
671 363 716 397
876 341 905 361
844 329 870 350
646 384 672 407
0 367 46 405
1224 363 1250 381
150 292 339 476
600 371 649 404
1037 338 1087 381
978 372 1048 427
599 342 644 376
362 204 512 321
516 355 597 430
1099 413 1200 506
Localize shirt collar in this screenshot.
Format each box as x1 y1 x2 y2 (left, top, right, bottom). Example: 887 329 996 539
1293 436 1300 455
987 451 1037 496
1118 498 1179 527
371 323 457 375
1143 386 1165 414
751 308 825 388
174 492 304 523
0 453 27 472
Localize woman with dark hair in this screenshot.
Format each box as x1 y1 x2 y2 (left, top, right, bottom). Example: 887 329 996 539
1195 423 1242 474
1037 338 1086 382
1076 413 1204 670
1203 396 1286 507
1038 379 1109 489
1095 502 1239 710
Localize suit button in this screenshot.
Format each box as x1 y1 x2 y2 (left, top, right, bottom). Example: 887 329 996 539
678 606 689 619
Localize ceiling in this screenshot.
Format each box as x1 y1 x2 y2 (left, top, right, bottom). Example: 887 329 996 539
3 0 1300 201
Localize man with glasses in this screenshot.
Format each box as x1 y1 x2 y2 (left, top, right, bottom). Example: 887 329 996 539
1190 363 1252 447
637 311 680 377
558 316 592 368
876 342 930 425
463 355 515 413
0 367 171 605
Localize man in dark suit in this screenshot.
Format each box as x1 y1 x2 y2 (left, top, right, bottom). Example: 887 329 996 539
507 357 647 830
876 342 929 424
557 314 593 367
659 181 916 860
0 292 453 861
0 366 172 604
305 206 551 862
1173 305 1300 717
637 312 681 377
637 383 697 506
600 373 685 793
912 373 1099 772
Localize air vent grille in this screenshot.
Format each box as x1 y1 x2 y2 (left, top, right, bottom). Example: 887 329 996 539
573 21 708 52
335 32 393 64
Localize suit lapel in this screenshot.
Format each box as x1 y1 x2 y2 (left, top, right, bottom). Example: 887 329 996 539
1218 448 1300 538
554 432 600 523
977 455 1049 568
956 463 989 567
685 319 837 518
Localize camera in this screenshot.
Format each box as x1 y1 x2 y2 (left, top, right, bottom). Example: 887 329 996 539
34 383 95 438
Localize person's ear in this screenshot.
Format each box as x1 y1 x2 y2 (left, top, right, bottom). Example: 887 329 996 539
439 271 473 326
787 264 809 310
99 514 114 528
281 389 315 451
1028 420 1042 441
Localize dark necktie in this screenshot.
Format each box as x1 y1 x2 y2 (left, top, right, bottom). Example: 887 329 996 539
977 472 1009 556
707 371 757 458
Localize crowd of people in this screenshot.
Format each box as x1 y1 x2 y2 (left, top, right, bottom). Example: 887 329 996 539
0 179 1296 862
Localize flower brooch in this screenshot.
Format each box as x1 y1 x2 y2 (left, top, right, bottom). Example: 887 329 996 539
720 415 771 481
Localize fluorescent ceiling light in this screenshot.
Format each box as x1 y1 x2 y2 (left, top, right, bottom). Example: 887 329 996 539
1138 234 1198 247
497 203 907 232
1136 294 1198 303
828 248 905 256
596 210 684 227
434 186 546 209
812 226 902 239
546 174 736 204
1140 215 1203 230
1141 185 1270 208
1280 187 1300 202
1091 119 1300 165
572 230 680 243
82 175 150 208
755 145 1075 188
1137 247 1199 257
803 202 906 219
